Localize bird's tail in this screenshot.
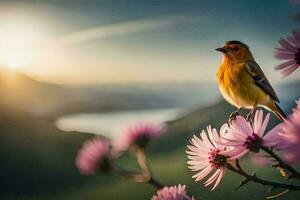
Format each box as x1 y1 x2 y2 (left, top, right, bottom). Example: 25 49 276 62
266 101 287 121
273 103 287 121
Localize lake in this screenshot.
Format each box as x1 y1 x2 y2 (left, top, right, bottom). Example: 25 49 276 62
55 108 182 139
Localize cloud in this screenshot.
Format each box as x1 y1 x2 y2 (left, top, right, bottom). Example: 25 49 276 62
57 15 194 44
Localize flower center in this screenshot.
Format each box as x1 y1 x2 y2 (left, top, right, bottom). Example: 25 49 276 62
209 149 227 169
295 49 300 65
243 133 262 153
134 133 150 148
98 156 112 173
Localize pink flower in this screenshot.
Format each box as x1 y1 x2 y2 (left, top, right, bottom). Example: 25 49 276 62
116 122 162 151
220 110 282 160
151 185 194 200
76 137 112 175
274 29 300 76
186 126 235 190
276 99 300 162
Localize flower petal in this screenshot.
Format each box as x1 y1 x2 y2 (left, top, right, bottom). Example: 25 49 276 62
193 166 213 181
279 38 297 51
258 112 270 137
204 169 221 187
211 169 225 191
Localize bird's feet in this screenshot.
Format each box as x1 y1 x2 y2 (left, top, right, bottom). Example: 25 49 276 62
246 109 255 123
228 110 240 125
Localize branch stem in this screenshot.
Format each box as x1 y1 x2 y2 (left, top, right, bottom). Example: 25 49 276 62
262 146 300 180
115 166 163 189
148 177 164 189
134 147 164 189
115 147 164 189
227 163 300 191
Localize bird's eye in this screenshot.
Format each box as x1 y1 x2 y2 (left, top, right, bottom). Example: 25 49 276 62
233 47 239 52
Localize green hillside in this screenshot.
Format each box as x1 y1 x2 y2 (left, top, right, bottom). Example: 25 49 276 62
0 74 299 200
2 99 300 200
0 106 93 196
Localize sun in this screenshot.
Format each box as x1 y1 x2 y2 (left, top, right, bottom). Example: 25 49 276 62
1 48 28 70
6 60 22 70
0 21 43 70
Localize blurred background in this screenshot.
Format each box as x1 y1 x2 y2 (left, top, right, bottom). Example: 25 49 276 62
0 0 300 199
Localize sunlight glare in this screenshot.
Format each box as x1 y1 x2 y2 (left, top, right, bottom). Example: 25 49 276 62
0 21 44 70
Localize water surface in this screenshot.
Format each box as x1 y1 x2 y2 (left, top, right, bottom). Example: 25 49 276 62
56 108 182 139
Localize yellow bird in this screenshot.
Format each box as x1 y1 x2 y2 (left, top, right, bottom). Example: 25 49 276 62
216 40 286 121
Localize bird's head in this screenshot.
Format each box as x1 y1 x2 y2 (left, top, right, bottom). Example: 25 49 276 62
216 41 253 63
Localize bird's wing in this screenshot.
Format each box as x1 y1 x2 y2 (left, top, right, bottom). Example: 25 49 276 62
246 60 279 102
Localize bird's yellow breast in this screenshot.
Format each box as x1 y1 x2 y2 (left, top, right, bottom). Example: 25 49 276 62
217 62 268 108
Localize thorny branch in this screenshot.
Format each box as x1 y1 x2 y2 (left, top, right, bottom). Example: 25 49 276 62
227 161 300 192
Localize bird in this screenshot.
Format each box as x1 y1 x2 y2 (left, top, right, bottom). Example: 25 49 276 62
216 40 286 121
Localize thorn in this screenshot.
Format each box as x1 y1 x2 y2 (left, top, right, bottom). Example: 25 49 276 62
235 178 249 191
287 174 295 181
235 160 241 169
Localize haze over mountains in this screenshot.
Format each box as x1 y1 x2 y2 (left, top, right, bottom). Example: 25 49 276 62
0 69 220 119
1 69 299 118
0 69 70 117
0 69 298 119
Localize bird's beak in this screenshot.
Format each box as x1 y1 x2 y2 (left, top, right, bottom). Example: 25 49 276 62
215 47 228 53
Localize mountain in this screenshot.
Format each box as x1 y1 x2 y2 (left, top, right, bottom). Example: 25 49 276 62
0 70 220 119
57 82 219 117
0 71 180 119
0 69 298 123
0 69 71 117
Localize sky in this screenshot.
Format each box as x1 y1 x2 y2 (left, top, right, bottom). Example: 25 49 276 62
0 0 299 84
